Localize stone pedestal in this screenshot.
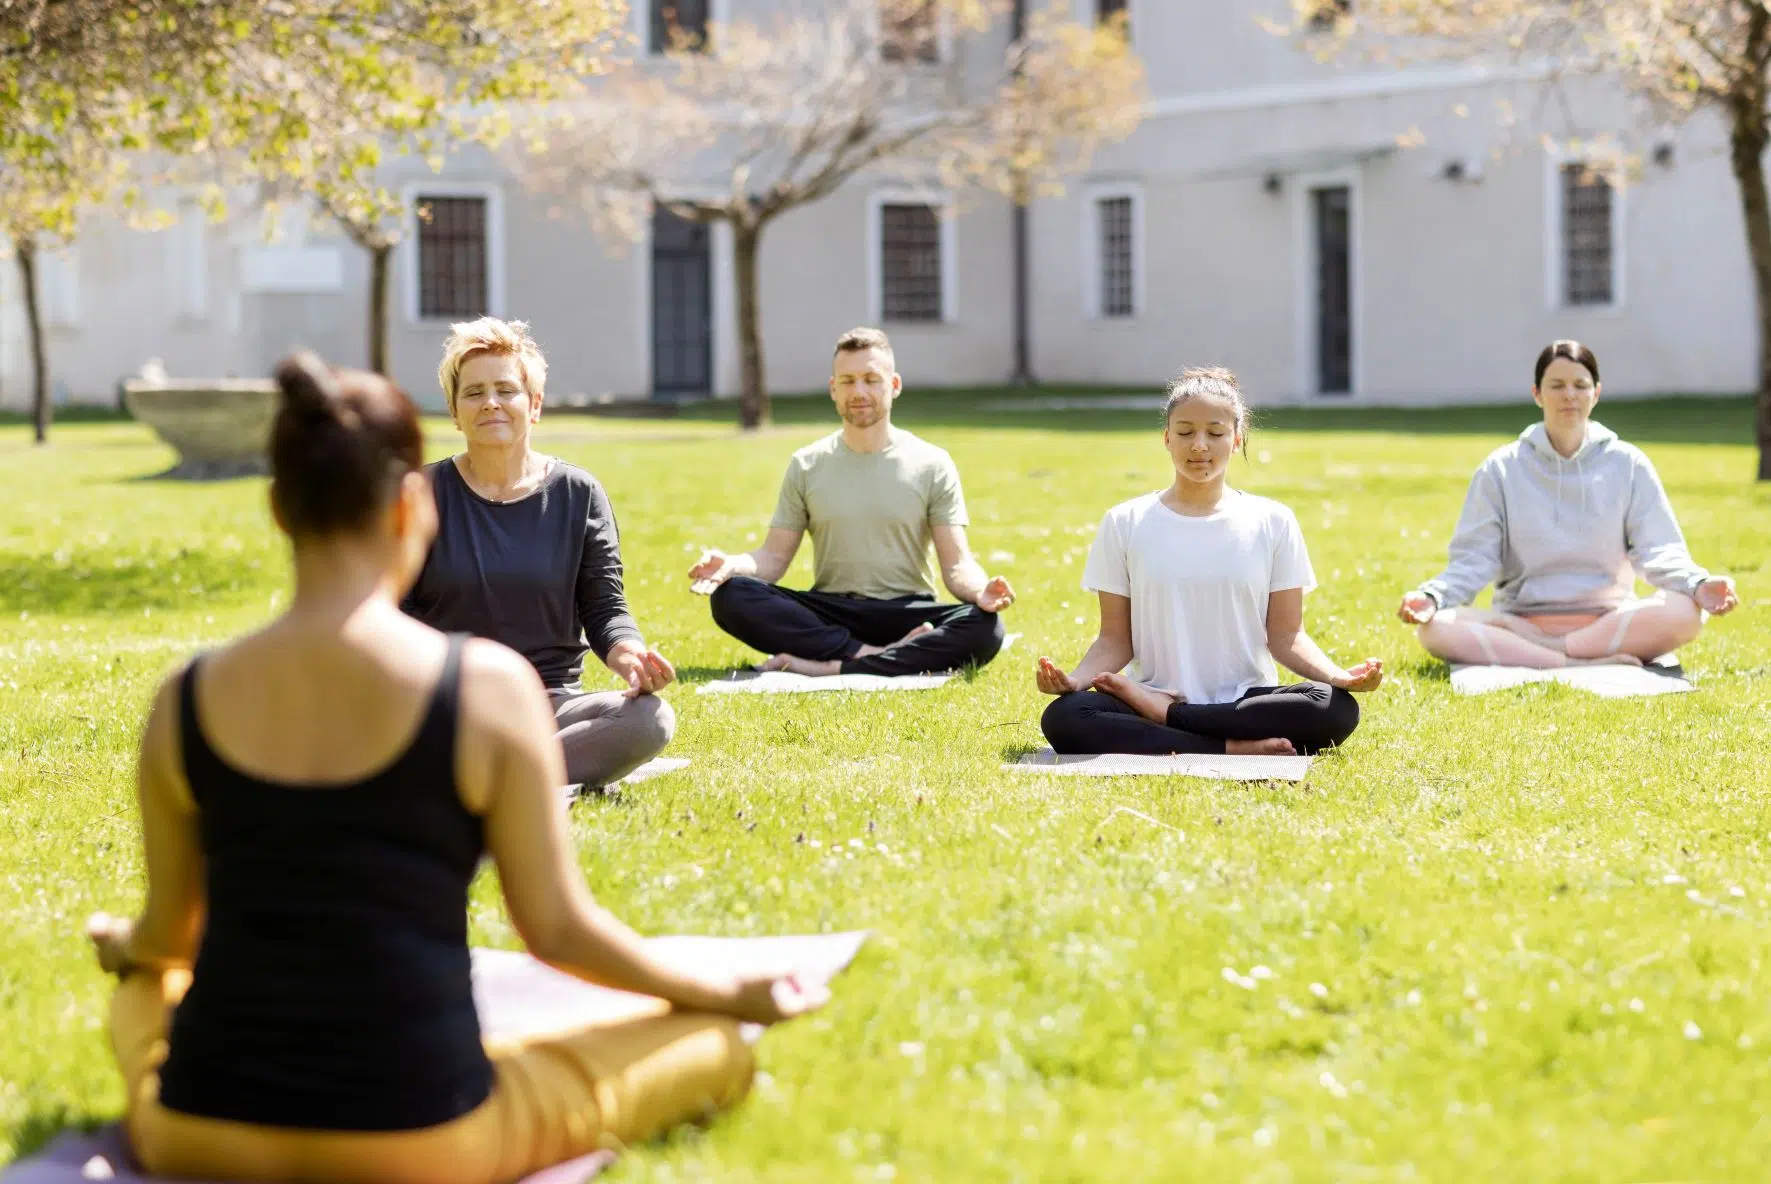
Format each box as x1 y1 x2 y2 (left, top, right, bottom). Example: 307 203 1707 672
122 379 279 479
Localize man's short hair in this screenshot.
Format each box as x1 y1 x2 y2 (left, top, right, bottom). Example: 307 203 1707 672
833 326 894 369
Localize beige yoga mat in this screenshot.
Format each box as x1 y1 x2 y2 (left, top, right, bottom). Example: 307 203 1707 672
3 932 869 1184
699 634 1020 695
1449 661 1693 698
1008 749 1314 782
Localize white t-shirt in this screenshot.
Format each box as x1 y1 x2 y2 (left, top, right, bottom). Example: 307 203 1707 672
1081 489 1317 705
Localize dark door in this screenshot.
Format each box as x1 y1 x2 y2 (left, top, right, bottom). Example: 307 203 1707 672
1312 186 1352 396
651 208 713 400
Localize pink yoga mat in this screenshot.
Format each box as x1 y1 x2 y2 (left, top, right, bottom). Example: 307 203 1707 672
4 932 869 1184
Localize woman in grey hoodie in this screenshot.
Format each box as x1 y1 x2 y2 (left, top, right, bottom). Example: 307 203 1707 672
1398 340 1739 668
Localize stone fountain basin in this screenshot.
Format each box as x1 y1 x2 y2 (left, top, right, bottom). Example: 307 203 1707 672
122 379 278 479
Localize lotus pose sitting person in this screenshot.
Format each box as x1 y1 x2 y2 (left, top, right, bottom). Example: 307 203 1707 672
84 354 821 1184
1398 340 1740 668
1037 367 1383 758
688 327 1014 676
402 317 675 792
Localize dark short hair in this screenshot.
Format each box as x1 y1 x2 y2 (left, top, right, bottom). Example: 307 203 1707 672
1534 340 1600 387
270 352 424 537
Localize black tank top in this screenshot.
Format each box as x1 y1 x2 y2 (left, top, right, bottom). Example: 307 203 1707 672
156 634 494 1131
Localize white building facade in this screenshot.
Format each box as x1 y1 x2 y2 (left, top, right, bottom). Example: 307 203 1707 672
0 0 1754 412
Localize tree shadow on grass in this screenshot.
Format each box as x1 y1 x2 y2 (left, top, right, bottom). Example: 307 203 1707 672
651 389 1758 447
0 550 270 616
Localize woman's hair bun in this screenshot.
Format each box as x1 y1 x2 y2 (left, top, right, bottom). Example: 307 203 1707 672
275 350 341 420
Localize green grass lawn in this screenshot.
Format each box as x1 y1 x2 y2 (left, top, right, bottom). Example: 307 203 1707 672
3 393 1769 1181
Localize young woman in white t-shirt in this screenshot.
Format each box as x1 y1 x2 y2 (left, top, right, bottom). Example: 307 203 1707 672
1036 367 1385 757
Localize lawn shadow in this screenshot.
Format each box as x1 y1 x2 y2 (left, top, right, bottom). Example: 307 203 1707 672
674 664 750 684
1406 657 1451 682
6 1101 106 1164
657 389 1756 447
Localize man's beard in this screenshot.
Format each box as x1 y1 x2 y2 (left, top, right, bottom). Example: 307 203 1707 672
842 404 882 428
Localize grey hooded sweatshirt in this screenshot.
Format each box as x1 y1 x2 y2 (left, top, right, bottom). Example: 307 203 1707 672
1419 421 1710 614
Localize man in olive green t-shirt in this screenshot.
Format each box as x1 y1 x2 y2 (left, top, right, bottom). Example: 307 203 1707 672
688 327 1016 676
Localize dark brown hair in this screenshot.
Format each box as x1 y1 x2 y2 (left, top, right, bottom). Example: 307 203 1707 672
1534 340 1600 388
1163 366 1251 458
270 352 424 537
833 326 894 364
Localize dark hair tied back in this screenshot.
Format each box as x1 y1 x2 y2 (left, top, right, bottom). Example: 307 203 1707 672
269 352 425 537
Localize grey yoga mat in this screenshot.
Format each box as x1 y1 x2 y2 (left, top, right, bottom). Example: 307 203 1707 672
1449 658 1693 698
4 932 869 1184
1008 749 1314 782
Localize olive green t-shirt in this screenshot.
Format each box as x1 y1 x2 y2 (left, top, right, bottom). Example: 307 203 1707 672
770 428 968 599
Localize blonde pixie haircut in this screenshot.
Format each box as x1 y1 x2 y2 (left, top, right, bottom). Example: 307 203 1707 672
436 316 549 412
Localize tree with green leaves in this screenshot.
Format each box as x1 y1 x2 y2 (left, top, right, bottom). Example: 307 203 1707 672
1 0 623 438
1293 0 1771 480
514 0 1144 429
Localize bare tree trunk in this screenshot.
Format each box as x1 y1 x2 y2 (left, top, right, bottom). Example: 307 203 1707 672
1730 27 1771 481
734 219 769 430
16 239 49 445
369 242 392 376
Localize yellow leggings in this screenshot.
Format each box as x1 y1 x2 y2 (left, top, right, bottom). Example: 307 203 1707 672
110 970 755 1184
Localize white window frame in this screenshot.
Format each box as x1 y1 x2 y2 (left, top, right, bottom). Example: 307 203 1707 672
167 197 209 323
637 0 732 55
867 189 959 326
1544 147 1626 314
1082 181 1145 320
633 195 735 398
401 181 506 326
1290 166 1364 397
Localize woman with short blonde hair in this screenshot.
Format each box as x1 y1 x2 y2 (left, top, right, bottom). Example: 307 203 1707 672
404 316 678 793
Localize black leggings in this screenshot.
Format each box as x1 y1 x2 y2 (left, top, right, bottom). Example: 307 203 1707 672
1040 682 1359 756
708 576 1005 676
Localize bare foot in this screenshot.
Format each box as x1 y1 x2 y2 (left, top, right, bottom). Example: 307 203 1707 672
1091 671 1179 724
756 654 842 676
854 622 936 658
1568 652 1644 668
1226 738 1298 756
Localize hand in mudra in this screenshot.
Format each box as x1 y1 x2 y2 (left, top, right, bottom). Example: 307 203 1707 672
1397 592 1436 625
688 549 735 595
1696 577 1739 616
728 972 830 1025
610 645 676 697
1335 658 1385 692
1035 657 1080 696
978 576 1016 613
87 911 134 976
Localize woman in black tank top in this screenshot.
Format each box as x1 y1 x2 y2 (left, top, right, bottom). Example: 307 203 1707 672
85 354 825 1184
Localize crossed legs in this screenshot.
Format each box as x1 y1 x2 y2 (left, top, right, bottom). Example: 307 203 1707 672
113 969 752 1184
1041 679 1359 757
1417 593 1703 669
709 576 1004 677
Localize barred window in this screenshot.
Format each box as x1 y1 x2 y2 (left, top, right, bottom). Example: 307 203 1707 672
1308 0 1352 31
879 203 944 322
881 0 938 63
415 196 488 320
1562 162 1615 307
650 0 709 53
1098 195 1135 318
